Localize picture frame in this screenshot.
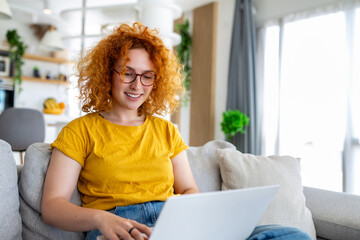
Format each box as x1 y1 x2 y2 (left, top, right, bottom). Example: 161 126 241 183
0 55 10 77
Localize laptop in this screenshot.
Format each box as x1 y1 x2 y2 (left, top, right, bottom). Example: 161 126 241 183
98 185 279 240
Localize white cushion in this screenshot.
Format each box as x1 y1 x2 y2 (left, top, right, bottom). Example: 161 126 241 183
217 148 316 239
186 140 236 192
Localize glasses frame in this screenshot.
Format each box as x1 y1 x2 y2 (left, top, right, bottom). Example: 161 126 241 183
113 68 156 87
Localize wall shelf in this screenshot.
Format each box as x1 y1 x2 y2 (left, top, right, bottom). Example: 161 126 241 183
22 76 70 85
19 53 72 85
23 53 73 64
1 76 70 85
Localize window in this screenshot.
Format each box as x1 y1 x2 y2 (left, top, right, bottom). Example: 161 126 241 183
262 6 360 194
262 26 280 156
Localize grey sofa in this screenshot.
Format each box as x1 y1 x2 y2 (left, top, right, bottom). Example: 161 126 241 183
1 139 360 240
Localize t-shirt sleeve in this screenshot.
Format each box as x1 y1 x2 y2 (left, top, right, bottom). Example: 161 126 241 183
50 120 88 167
169 122 188 159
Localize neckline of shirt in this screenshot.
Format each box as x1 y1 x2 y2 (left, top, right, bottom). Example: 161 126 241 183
95 112 150 128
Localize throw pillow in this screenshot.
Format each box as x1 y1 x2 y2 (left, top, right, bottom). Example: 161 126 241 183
217 148 316 240
186 140 236 192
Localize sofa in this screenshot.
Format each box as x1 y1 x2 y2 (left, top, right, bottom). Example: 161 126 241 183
1 139 360 240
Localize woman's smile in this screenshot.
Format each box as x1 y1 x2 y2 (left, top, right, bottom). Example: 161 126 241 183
125 92 143 100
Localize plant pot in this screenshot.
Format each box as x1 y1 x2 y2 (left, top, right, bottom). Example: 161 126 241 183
33 69 40 78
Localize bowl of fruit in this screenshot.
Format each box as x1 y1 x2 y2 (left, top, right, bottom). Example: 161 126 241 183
43 98 66 115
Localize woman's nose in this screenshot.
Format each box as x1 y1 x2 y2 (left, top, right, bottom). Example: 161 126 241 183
129 76 142 89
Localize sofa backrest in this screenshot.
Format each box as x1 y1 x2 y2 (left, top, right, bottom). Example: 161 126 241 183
0 139 22 239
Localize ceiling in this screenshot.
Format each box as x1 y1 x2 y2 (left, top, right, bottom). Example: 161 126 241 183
8 0 215 12
7 0 215 23
6 0 216 53
7 0 214 40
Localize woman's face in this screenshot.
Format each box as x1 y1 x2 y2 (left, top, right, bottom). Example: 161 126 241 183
112 48 154 113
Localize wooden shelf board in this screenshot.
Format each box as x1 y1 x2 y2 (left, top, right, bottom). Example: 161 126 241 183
23 53 71 64
22 76 70 85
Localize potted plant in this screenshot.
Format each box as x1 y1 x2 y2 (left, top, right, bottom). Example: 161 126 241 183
6 29 27 93
33 66 40 78
221 109 250 144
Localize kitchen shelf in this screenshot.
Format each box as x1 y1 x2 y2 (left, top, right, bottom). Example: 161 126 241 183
23 53 73 65
22 76 70 85
1 53 73 86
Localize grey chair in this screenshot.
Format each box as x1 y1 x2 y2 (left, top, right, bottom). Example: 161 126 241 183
0 107 45 164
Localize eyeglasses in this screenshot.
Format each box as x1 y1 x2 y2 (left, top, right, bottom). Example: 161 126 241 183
114 68 156 86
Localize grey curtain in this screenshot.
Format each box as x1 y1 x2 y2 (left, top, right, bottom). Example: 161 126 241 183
226 0 258 154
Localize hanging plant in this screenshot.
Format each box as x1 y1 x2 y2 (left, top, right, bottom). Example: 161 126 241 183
176 19 192 106
221 109 250 144
6 29 27 93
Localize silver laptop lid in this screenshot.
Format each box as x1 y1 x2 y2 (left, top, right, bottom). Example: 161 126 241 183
150 185 279 240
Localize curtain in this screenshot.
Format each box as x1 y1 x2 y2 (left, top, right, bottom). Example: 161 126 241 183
226 0 259 154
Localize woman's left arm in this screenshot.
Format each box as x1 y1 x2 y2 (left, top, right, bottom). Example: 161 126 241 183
172 150 200 194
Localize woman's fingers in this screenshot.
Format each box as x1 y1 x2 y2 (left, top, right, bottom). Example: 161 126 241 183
111 222 150 240
99 213 152 240
129 228 142 240
126 223 152 240
133 222 152 238
128 227 151 240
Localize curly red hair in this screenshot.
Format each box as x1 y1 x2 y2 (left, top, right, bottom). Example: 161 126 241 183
77 22 184 116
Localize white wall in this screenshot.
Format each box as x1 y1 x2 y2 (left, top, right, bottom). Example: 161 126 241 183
0 18 38 49
214 0 235 140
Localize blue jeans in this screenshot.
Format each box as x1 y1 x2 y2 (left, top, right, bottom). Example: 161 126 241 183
86 201 311 240
248 225 312 240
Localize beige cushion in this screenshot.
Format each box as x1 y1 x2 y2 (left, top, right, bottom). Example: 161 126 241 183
217 148 316 240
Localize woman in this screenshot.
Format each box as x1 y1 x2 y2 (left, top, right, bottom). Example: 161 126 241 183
42 22 199 240
42 22 311 240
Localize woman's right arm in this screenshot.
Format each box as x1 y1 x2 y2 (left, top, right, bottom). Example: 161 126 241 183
42 148 152 240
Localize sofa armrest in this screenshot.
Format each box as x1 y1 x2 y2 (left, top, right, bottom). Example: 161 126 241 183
303 186 360 240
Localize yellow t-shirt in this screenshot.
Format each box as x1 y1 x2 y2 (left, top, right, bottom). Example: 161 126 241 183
51 113 188 210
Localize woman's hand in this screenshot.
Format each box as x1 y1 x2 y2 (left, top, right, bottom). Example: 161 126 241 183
95 211 152 240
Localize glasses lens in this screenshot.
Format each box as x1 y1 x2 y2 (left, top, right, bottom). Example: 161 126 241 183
124 69 136 83
141 72 155 86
